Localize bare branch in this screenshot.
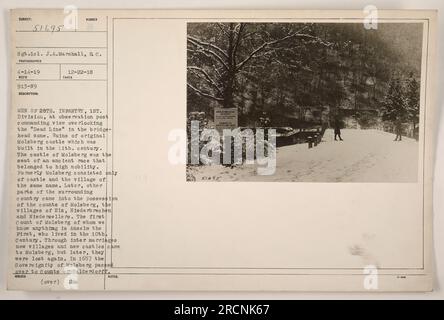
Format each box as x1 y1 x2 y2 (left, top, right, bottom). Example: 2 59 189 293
187 35 229 59
232 23 245 65
236 28 331 71
188 66 223 95
187 83 224 102
216 23 230 37
188 47 217 63
236 33 297 70
187 39 229 70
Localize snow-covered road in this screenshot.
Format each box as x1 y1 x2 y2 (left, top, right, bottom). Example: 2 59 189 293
187 129 419 182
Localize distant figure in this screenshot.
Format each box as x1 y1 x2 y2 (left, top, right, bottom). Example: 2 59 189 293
394 117 403 141
334 117 343 141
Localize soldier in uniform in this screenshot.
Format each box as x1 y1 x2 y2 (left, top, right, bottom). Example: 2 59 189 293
394 116 403 141
334 117 343 141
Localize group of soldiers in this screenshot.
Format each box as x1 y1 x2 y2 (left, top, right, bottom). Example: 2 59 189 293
332 116 405 142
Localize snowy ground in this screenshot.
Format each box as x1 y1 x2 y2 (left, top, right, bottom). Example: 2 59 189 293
187 129 419 182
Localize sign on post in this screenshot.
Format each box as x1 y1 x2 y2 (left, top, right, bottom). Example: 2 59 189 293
214 108 238 131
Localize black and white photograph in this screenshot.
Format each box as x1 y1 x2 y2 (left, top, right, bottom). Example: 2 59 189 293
3 6 440 296
186 22 424 182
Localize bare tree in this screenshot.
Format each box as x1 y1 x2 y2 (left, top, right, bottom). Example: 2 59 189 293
187 23 331 109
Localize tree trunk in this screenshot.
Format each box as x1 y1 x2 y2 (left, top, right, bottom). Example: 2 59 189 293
222 24 236 109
